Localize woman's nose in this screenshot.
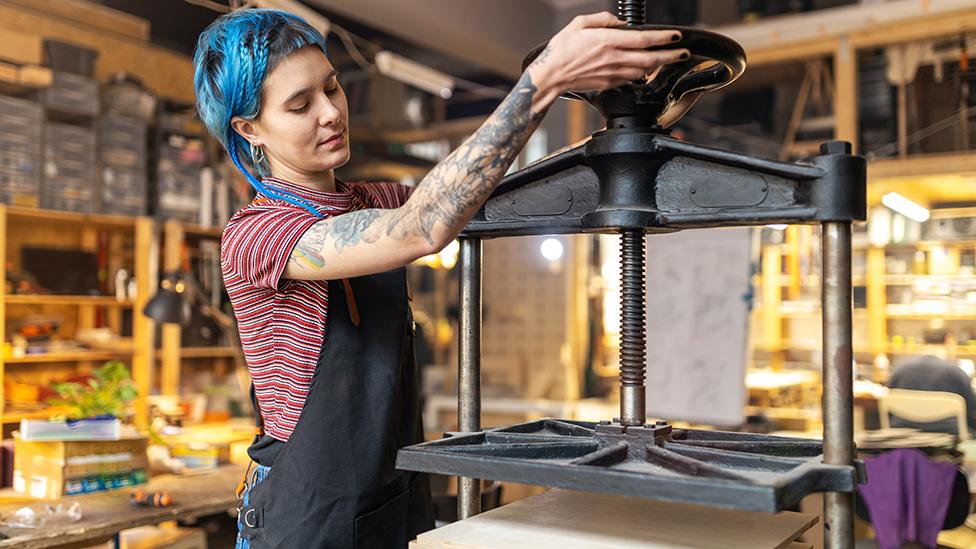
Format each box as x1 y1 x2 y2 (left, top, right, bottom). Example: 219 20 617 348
318 99 341 127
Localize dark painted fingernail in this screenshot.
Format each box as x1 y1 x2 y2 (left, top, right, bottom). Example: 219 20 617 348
679 52 690 60
671 34 681 42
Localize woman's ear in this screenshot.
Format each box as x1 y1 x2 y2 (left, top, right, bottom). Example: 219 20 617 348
231 116 261 147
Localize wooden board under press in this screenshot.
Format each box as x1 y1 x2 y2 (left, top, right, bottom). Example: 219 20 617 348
412 489 818 549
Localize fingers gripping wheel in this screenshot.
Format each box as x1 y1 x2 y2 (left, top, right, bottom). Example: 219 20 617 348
522 25 746 128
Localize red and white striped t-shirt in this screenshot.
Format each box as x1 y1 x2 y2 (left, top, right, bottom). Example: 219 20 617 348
220 177 412 442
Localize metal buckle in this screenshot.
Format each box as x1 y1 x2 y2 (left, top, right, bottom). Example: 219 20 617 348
235 482 248 516
244 508 259 528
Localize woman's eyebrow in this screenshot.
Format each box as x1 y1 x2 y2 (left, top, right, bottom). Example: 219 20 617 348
283 87 311 105
281 70 339 105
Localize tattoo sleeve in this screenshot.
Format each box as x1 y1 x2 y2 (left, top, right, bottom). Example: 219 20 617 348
384 64 552 245
288 62 554 274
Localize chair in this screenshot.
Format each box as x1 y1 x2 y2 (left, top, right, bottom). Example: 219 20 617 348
879 389 970 440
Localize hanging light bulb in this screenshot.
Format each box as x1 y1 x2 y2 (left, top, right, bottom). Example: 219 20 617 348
540 238 564 261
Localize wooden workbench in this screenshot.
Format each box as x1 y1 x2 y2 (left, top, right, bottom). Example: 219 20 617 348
0 464 242 548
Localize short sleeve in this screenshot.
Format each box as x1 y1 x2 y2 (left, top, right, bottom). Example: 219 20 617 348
221 205 321 290
349 181 413 209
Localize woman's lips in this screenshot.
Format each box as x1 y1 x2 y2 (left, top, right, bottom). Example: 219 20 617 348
319 132 345 149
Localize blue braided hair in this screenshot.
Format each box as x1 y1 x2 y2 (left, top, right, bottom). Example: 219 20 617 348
193 8 328 217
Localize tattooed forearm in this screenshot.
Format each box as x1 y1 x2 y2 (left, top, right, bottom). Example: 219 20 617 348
385 68 550 245
287 68 552 278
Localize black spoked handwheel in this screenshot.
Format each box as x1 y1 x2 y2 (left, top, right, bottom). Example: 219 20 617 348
522 25 747 126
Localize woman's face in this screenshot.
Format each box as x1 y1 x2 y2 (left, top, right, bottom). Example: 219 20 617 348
238 45 350 177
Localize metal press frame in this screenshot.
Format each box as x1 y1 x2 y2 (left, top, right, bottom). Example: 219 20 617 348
415 1 860 545
456 226 855 546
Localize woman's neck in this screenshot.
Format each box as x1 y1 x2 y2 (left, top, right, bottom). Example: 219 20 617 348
269 164 337 193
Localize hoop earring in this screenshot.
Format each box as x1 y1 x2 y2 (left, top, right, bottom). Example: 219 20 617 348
249 143 266 166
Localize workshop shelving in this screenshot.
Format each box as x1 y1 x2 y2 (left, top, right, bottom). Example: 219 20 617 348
156 219 235 397
0 204 153 428
754 209 976 380
5 294 134 306
5 349 133 364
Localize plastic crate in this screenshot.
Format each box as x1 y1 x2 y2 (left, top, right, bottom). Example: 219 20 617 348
99 165 146 216
101 79 156 122
42 39 98 77
40 72 99 116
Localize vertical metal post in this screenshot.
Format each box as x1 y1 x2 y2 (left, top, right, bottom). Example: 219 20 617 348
821 221 854 549
458 237 482 520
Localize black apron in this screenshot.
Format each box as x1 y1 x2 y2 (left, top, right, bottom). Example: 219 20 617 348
240 268 434 548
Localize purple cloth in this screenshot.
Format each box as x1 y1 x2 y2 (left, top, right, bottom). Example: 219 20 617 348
857 448 957 549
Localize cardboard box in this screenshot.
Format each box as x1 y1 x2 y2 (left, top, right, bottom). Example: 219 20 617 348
18 64 52 88
0 62 18 83
169 441 230 470
13 435 149 500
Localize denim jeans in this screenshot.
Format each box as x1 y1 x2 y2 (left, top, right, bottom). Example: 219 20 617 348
236 464 271 549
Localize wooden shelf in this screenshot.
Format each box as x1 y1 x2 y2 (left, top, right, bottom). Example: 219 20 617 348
181 223 223 239
778 309 870 318
156 346 236 359
0 408 58 424
768 275 868 287
886 346 976 357
757 341 873 354
4 349 133 364
2 205 142 229
885 311 976 320
182 346 236 358
5 294 133 306
884 274 976 285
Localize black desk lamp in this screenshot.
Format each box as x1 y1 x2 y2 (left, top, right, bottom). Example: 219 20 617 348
143 271 190 325
142 269 252 414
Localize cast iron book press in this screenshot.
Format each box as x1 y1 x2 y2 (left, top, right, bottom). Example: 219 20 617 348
397 3 866 547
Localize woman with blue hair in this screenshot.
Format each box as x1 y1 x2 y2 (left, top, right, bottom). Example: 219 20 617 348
195 7 688 548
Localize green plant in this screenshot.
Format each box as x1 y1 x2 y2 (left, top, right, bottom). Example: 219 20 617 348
48 361 138 419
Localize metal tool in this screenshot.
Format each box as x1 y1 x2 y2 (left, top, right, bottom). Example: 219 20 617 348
130 489 172 507
397 2 864 547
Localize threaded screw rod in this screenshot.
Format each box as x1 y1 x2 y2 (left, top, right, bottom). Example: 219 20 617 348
618 0 645 26
618 229 647 425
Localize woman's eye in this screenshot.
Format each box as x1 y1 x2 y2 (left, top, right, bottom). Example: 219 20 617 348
289 104 309 113
325 87 339 95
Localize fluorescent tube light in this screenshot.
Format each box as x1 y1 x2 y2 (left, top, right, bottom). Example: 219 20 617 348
375 51 454 99
253 0 331 35
881 192 929 222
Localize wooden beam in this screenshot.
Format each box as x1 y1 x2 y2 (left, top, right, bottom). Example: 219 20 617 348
0 0 149 42
747 39 837 67
567 101 589 143
833 37 858 152
0 27 41 64
850 9 976 49
0 3 193 102
719 3 976 66
0 206 6 421
868 152 976 179
161 221 184 397
132 217 154 430
761 244 783 370
866 247 887 361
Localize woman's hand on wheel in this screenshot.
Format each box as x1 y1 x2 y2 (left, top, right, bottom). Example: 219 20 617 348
526 11 689 109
